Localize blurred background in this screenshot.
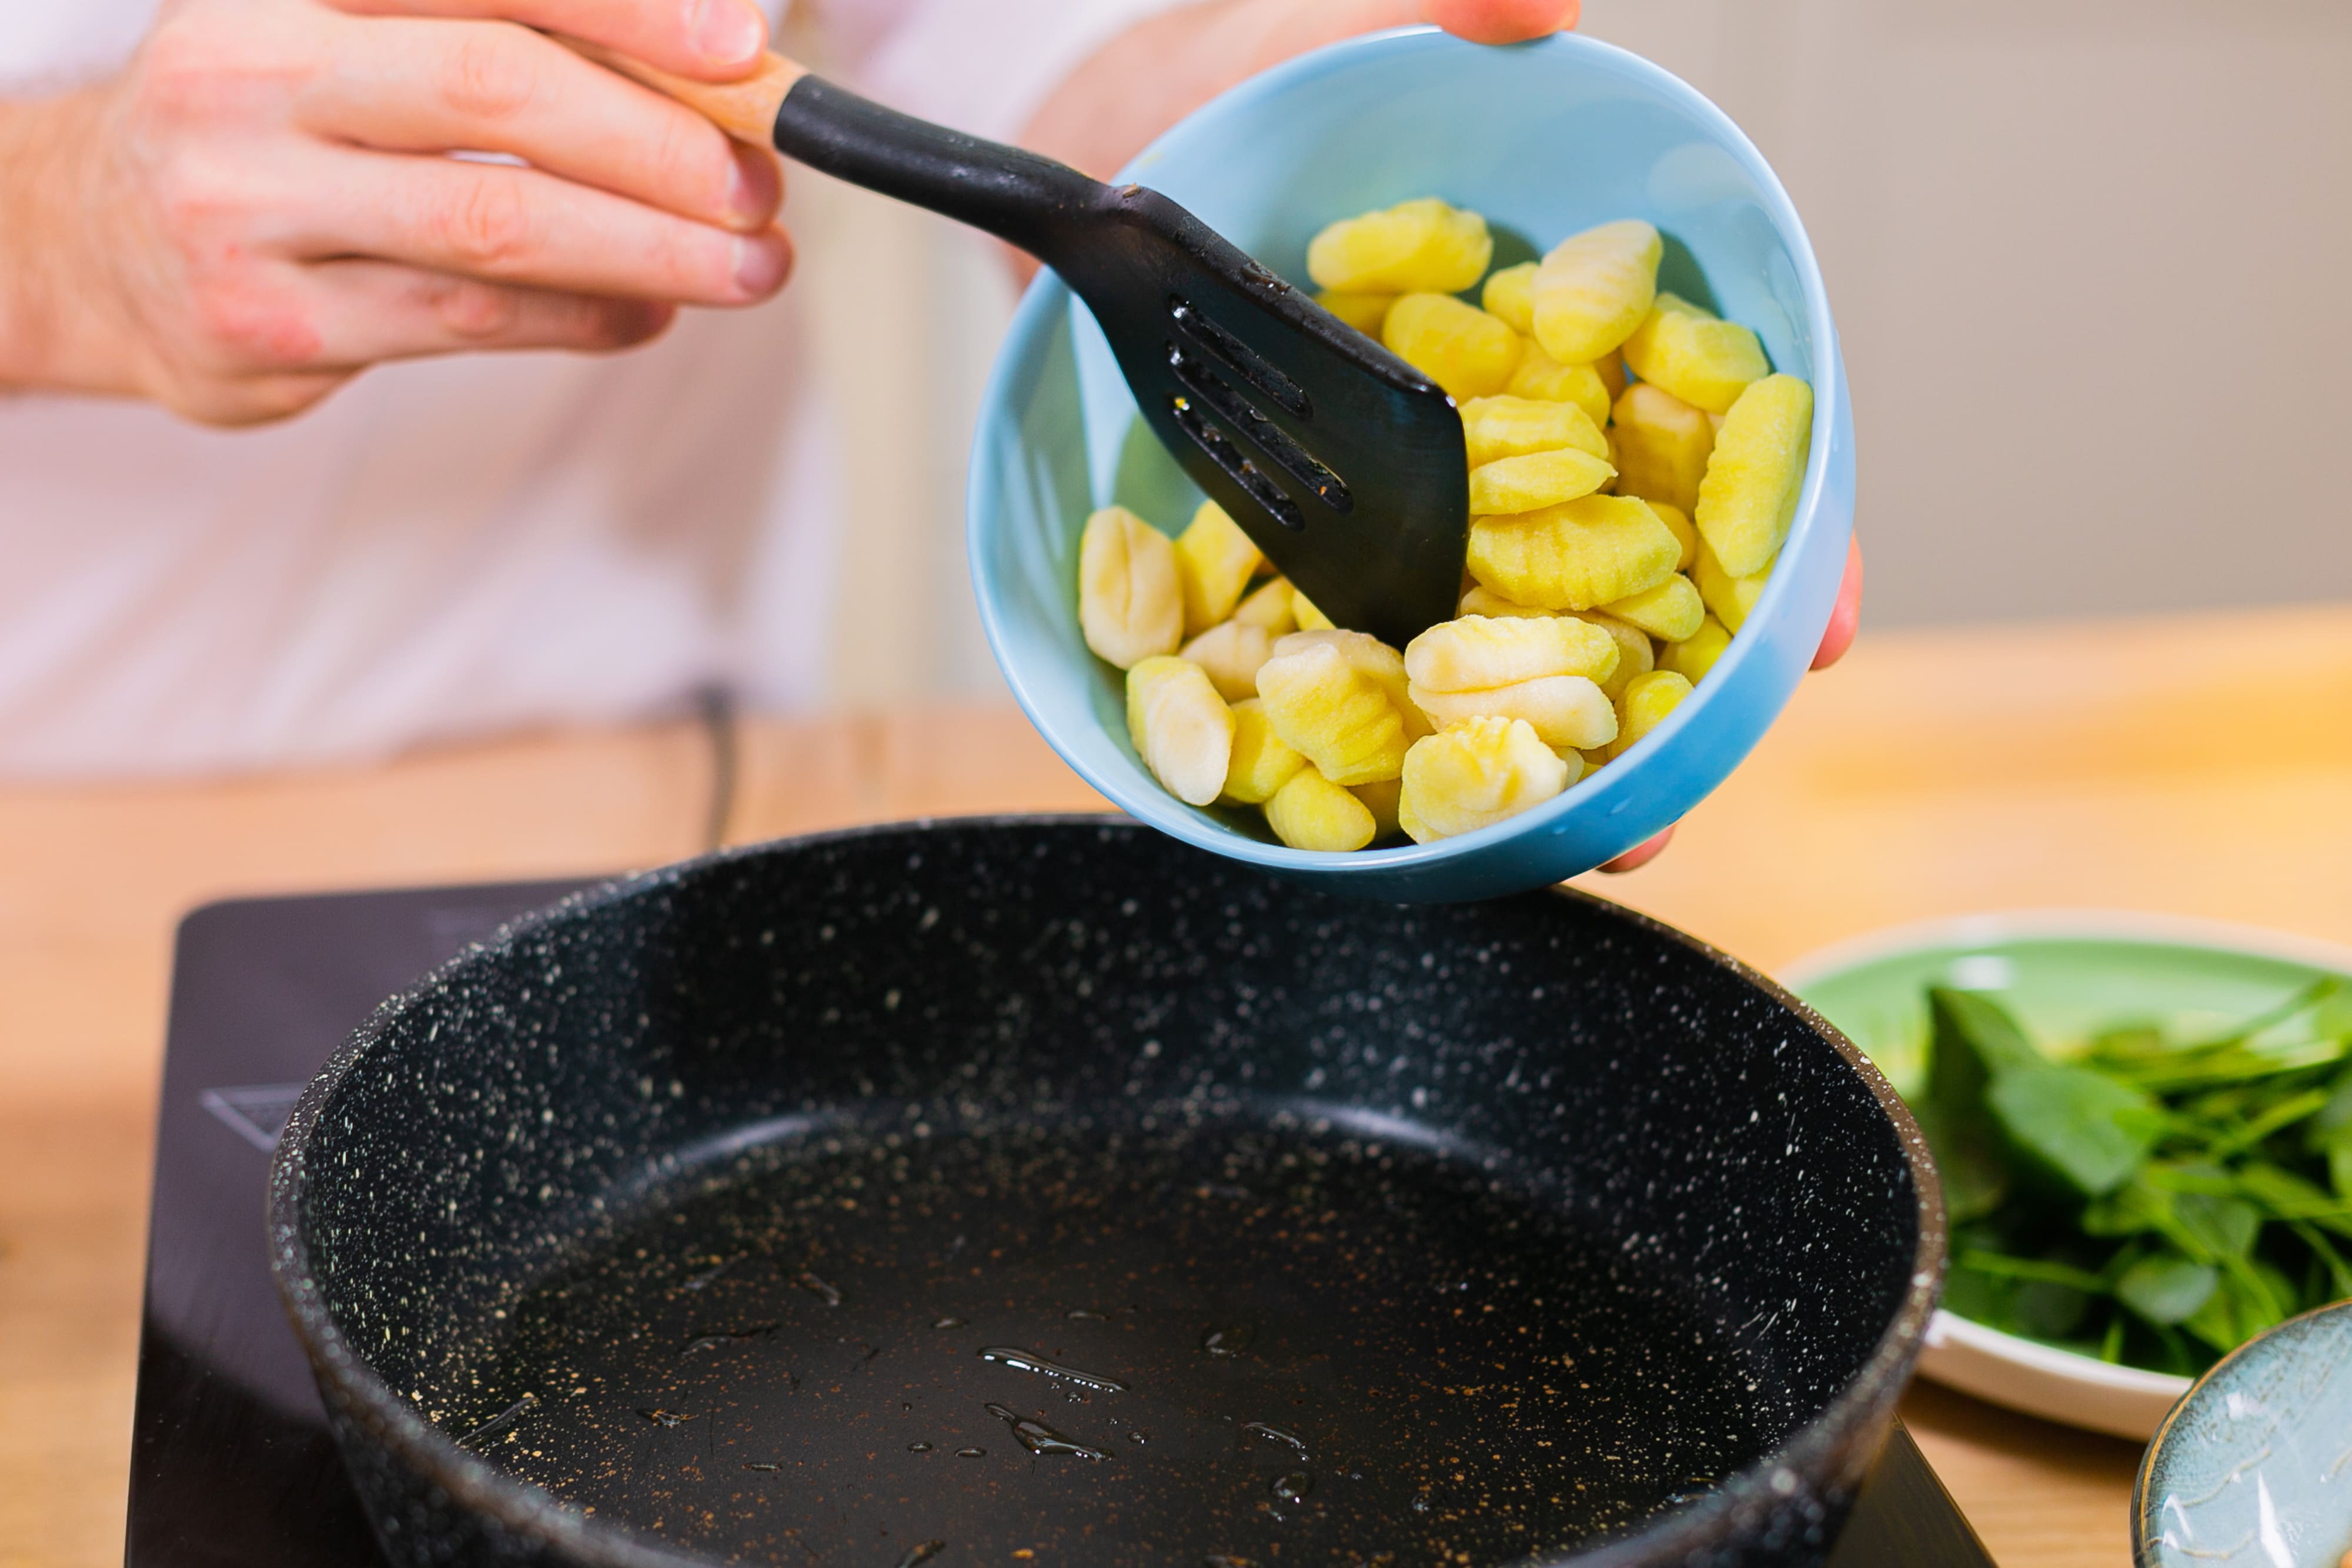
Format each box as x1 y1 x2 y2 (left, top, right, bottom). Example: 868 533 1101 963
798 0 2352 709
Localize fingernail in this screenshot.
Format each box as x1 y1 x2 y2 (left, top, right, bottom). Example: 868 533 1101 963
727 148 780 226
690 0 761 66
732 232 790 296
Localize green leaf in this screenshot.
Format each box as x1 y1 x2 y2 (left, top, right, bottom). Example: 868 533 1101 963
2200 1087 2334 1158
2311 1064 2352 1142
1956 1249 2110 1293
1929 987 2043 1077
2083 1176 2170 1238
1987 1064 2167 1198
2288 1221 2352 1299
2234 1161 2352 1235
2333 1142 2352 1202
2171 1191 2261 1260
1917 987 2034 1223
2086 1021 2168 1062
1911 1101 2009 1223
2186 977 2340 1051
2114 1254 2219 1325
2013 1279 2093 1340
2179 1259 2295 1355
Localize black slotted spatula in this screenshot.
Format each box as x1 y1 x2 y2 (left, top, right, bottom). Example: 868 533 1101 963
568 44 1471 650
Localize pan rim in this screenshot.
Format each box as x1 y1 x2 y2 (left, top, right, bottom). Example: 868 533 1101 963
266 813 1946 1567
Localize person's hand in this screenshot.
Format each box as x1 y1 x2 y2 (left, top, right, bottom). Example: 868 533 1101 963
1597 536 1863 872
0 0 791 424
1024 1 1581 180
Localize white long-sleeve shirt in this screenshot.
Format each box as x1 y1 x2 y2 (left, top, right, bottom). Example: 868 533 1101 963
0 0 1182 776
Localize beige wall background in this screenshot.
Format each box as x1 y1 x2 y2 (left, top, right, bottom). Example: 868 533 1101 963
801 0 2352 707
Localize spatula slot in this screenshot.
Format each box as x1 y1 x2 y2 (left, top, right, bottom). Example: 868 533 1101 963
1165 347 1352 516
1168 297 1312 420
1168 394 1307 533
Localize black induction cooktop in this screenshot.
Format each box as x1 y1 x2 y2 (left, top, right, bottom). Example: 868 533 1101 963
125 877 1997 1567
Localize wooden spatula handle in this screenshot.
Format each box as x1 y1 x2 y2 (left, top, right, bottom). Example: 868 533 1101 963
554 35 805 147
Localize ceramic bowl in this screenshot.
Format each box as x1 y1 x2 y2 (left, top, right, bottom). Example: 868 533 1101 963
1785 911 2352 1441
967 26 1855 902
2134 1299 2352 1568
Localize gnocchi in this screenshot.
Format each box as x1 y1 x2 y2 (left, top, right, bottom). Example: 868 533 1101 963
1073 198 1815 852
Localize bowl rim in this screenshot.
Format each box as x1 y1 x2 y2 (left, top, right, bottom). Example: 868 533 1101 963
967 24 1848 881
1782 907 2352 1430
2129 1297 2352 1568
268 815 1946 1568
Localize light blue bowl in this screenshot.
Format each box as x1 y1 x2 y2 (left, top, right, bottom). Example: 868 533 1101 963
968 26 1855 902
2134 1300 2352 1568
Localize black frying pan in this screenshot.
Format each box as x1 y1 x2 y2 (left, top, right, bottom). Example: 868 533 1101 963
268 818 1942 1568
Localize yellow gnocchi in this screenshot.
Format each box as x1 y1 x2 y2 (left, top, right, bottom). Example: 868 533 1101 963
1384 293 1524 402
1175 499 1264 637
1399 717 1572 844
1307 197 1494 295
1180 618 1277 703
1480 260 1538 335
1469 447 1616 514
1232 576 1298 633
1076 199 1815 853
1532 219 1662 364
1693 540 1770 633
1219 698 1308 805
1078 505 1182 669
1461 395 1608 468
1255 630 1426 787
1265 765 1379 852
1611 669 1695 757
1610 382 1717 516
1316 290 1397 337
1466 494 1681 613
1504 346 1612 429
1659 616 1732 684
1619 293 1769 415
1695 373 1815 577
1126 657 1233 806
1602 572 1706 643
1404 614 1618 692
1568 610 1656 703
1410 676 1616 751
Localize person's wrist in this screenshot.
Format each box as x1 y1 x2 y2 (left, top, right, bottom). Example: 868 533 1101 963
0 87 149 399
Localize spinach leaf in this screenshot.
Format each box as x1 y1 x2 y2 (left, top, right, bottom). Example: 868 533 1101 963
2114 1254 2219 1325
1918 987 2035 1222
2169 1191 2261 1261
1902 973 2351 1376
1987 1065 2166 1198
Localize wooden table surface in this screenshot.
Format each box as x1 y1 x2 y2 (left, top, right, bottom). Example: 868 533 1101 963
7 600 2351 1568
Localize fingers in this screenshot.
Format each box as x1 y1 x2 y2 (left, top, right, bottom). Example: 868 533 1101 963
327 0 768 82
302 19 780 233
1810 537 1863 671
306 148 792 305
1421 0 1581 44
296 259 677 367
1598 825 1675 874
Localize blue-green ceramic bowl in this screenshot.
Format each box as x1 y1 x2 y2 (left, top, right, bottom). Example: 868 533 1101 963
967 26 1855 902
2134 1300 2352 1568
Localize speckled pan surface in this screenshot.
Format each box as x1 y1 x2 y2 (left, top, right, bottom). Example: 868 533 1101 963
269 818 1942 1568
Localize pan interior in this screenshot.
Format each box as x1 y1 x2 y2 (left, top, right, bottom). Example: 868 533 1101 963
450 1109 1767 1566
